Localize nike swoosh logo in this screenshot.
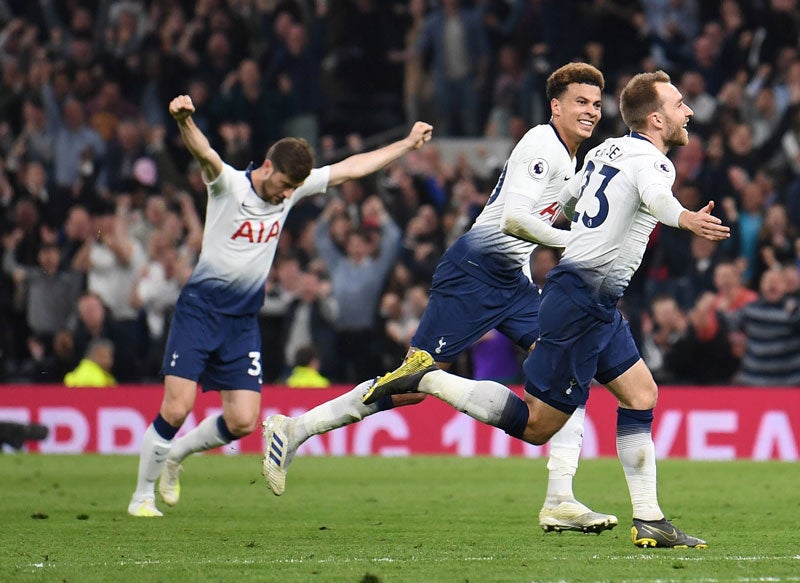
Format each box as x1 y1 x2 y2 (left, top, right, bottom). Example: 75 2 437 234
563 176 571 181
647 525 678 541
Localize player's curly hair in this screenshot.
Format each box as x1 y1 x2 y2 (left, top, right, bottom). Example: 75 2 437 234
546 62 605 101
620 70 672 132
266 137 314 185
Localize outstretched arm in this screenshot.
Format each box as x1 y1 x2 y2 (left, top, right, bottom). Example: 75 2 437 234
169 95 224 182
678 201 731 241
643 185 731 242
327 122 433 187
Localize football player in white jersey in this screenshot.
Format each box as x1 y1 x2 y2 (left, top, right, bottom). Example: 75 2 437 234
263 63 619 533
366 71 729 548
128 94 432 517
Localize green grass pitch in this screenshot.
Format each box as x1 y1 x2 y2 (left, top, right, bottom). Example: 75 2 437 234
3 454 799 582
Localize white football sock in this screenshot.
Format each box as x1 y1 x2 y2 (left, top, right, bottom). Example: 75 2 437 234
133 424 173 500
294 379 382 444
419 370 527 431
617 427 663 521
544 405 585 507
167 415 231 463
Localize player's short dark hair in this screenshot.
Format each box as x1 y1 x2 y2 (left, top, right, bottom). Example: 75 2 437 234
546 62 605 101
266 137 314 185
620 70 672 132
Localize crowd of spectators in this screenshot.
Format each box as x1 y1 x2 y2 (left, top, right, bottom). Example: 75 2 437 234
1 0 799 387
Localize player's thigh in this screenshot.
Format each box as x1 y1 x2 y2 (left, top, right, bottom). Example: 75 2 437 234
412 265 530 361
595 311 642 389
494 277 541 351
411 269 492 360
220 389 262 437
523 289 603 411
595 313 656 410
202 314 264 392
162 300 220 382
603 359 658 410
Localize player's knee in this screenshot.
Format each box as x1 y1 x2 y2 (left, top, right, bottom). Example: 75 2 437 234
225 421 256 438
224 413 259 437
522 415 560 446
623 381 658 410
522 401 571 445
161 377 197 426
160 402 192 427
525 427 553 446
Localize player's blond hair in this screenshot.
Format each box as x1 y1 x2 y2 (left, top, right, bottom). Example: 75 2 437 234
620 70 672 132
546 62 605 100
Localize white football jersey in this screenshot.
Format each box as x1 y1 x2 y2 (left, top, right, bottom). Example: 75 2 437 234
557 132 679 300
446 123 576 287
181 163 331 315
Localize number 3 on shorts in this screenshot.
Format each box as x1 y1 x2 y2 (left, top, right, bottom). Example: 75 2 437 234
247 351 262 377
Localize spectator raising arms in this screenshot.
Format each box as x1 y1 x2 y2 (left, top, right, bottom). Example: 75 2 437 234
314 195 401 383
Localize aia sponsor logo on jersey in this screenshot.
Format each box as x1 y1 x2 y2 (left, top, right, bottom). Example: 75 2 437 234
538 201 560 223
231 220 280 243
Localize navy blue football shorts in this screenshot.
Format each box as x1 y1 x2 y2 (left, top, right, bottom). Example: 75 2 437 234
410 258 540 362
161 296 263 392
523 276 640 413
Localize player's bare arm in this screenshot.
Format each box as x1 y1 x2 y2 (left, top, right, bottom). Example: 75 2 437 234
679 200 731 242
327 121 433 186
169 95 223 182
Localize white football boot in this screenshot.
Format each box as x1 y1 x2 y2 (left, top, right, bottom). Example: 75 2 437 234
261 414 298 496
158 459 183 506
539 501 618 533
127 496 163 517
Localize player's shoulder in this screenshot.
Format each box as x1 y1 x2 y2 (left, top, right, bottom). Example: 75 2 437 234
214 162 248 184
516 123 565 151
206 162 247 196
624 136 675 180
590 135 674 179
221 162 246 176
511 124 571 172
305 166 330 190
292 166 330 200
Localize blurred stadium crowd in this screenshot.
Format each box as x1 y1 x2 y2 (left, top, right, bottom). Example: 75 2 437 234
0 0 799 386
